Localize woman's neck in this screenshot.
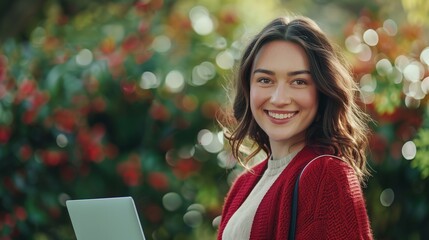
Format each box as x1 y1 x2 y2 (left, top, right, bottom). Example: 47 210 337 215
270 141 305 159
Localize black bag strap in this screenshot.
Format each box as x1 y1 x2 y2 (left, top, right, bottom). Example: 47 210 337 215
288 155 342 240
288 169 301 240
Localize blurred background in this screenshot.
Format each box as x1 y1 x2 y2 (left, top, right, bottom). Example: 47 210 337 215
1 0 429 239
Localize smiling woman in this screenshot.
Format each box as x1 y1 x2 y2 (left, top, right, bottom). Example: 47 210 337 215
218 16 373 239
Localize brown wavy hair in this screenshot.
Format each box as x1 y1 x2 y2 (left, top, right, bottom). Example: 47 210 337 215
220 16 371 182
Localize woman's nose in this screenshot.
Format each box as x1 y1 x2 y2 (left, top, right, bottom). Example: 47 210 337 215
270 84 292 105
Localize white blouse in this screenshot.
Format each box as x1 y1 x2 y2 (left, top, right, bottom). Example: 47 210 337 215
222 151 298 240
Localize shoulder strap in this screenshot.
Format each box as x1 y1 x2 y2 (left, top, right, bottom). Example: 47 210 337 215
288 155 342 240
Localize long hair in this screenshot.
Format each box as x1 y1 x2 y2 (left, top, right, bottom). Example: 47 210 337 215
221 16 371 182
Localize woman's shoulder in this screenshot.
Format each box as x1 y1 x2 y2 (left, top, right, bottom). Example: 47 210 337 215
300 155 356 184
299 155 364 203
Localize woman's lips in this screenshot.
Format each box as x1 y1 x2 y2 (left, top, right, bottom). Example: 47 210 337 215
266 110 297 120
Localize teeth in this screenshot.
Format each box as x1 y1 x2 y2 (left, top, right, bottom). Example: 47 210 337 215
268 111 295 119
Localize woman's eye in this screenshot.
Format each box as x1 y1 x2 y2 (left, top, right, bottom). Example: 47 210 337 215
293 79 306 85
258 78 271 84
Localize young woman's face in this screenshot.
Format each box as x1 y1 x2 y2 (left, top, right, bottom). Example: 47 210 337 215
250 40 318 155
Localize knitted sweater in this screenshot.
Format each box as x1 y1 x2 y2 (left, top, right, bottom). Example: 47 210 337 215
218 146 373 240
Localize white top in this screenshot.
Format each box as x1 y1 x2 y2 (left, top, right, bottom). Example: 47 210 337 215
222 151 298 240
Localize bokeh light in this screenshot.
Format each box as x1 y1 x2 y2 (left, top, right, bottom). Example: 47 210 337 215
345 35 362 53
183 210 203 228
363 29 379 46
408 82 425 100
402 141 417 160
197 129 224 153
359 74 376 104
217 150 236 169
420 47 429 65
184 204 205 226
178 145 195 159
56 134 68 148
212 215 221 228
216 50 235 70
405 96 421 108
102 24 125 42
403 62 424 83
189 6 214 36
357 44 372 61
76 49 93 66
191 61 216 86
421 77 429 94
165 70 185 93
140 71 160 89
375 59 392 76
395 55 410 72
162 192 182 211
152 35 171 53
383 19 398 36
380 188 394 207
388 67 403 84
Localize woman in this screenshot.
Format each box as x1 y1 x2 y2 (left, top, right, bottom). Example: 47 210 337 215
218 16 373 239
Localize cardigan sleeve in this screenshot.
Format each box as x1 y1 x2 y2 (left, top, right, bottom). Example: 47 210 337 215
296 157 373 240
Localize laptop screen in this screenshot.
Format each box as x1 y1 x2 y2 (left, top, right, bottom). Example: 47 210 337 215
66 196 146 240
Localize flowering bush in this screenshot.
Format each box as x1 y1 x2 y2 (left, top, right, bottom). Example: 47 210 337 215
0 1 240 239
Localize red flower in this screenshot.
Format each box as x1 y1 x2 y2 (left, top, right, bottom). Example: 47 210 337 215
0 54 7 82
87 144 103 162
122 169 141 186
77 128 105 163
121 81 136 95
134 51 152 65
0 126 11 144
148 172 169 190
138 21 150 34
117 154 142 186
15 79 37 103
40 150 68 166
172 158 201 179
31 91 49 108
143 203 163 223
19 144 32 161
14 206 27 221
149 101 170 121
134 1 151 12
134 0 163 12
22 109 38 124
53 108 77 133
122 36 140 53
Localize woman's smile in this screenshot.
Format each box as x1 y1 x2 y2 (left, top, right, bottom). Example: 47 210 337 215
266 110 297 120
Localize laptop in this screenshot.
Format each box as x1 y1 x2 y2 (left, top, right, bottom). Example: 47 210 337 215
66 196 146 240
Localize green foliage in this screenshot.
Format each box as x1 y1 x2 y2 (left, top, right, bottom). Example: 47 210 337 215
413 121 429 178
342 8 429 239
0 0 241 239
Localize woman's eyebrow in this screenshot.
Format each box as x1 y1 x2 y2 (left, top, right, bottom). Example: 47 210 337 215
253 68 311 76
287 70 311 76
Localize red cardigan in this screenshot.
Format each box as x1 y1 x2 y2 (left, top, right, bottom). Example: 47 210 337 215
218 146 373 239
